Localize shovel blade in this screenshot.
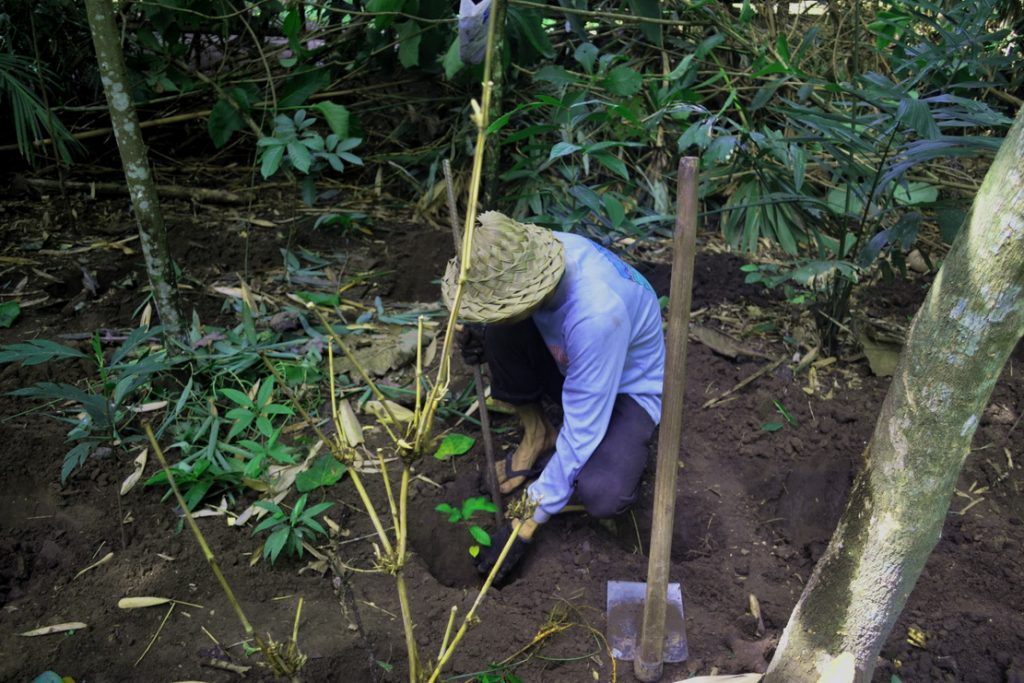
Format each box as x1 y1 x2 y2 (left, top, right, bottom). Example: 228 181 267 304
606 581 688 662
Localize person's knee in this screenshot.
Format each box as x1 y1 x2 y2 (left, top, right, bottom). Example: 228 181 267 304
576 474 636 519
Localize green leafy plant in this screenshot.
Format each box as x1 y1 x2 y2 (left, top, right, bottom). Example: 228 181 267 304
762 399 797 433
435 496 497 557
252 493 333 563
0 51 80 164
257 108 363 205
1 327 178 481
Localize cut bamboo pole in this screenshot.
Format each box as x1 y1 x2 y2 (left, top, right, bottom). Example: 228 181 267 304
634 157 700 682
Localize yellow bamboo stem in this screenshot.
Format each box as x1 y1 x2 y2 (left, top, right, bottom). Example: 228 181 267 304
144 424 254 636
426 520 524 683
395 573 420 683
438 606 458 663
308 305 402 442
377 449 400 531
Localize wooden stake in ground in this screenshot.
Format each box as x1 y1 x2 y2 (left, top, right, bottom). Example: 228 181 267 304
634 157 700 682
83 0 184 336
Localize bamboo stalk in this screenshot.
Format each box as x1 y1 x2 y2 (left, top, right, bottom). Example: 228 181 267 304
144 424 254 636
426 520 525 683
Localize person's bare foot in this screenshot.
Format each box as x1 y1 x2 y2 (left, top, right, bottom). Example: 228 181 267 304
496 403 557 494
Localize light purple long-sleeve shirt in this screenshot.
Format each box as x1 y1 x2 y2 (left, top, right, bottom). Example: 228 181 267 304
527 232 665 522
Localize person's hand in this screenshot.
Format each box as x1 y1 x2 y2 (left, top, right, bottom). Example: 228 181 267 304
474 521 532 584
456 323 486 366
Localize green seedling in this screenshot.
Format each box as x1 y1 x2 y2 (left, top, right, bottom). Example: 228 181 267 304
252 494 333 563
762 399 798 432
435 496 498 557
432 433 476 460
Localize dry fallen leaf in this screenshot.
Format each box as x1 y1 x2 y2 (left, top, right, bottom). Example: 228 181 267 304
72 552 113 581
337 398 364 446
118 597 171 609
19 622 87 637
120 448 148 496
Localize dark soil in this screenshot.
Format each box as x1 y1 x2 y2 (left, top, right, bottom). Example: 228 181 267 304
1 188 1023 683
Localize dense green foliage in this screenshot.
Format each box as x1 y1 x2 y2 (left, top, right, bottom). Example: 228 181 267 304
2 1 1020 337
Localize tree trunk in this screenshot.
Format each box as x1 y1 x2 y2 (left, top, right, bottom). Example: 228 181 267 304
84 0 184 335
764 106 1024 682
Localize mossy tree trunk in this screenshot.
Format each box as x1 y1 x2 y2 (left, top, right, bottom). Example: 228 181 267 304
84 0 184 335
765 106 1024 682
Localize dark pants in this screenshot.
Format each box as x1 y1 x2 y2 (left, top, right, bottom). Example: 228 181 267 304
484 319 656 519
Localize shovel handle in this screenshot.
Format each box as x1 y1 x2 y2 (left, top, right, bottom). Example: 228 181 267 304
635 157 700 682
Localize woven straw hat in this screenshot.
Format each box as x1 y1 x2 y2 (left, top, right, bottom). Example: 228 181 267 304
442 211 565 323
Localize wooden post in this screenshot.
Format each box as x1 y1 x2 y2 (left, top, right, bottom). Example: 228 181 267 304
634 157 699 682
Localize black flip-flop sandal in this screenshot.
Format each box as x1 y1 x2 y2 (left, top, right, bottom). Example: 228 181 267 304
499 449 551 493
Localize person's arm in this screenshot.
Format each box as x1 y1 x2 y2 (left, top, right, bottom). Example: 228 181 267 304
527 312 629 522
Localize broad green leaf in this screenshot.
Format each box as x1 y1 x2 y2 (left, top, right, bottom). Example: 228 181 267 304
62 442 92 482
0 301 20 328
626 0 662 46
750 78 785 112
739 0 754 22
294 291 341 307
534 65 582 87
291 493 308 524
220 387 253 407
592 152 629 180
897 97 939 139
208 97 244 148
666 54 695 81
461 496 498 519
432 433 476 460
508 8 554 59
441 38 463 80
395 21 422 68
776 34 791 65
303 501 334 518
253 515 283 535
282 8 301 39
367 0 404 29
469 525 491 546
548 142 581 162
574 43 598 73
469 544 481 557
602 66 642 97
313 102 350 138
892 182 938 206
295 454 347 492
435 503 461 523
761 422 783 432
604 194 625 228
826 186 866 217
260 144 285 178
265 526 291 562
287 142 312 174
278 69 331 108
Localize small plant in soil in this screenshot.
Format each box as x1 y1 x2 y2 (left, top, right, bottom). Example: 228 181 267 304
435 496 498 558
1 327 180 481
252 493 333 563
